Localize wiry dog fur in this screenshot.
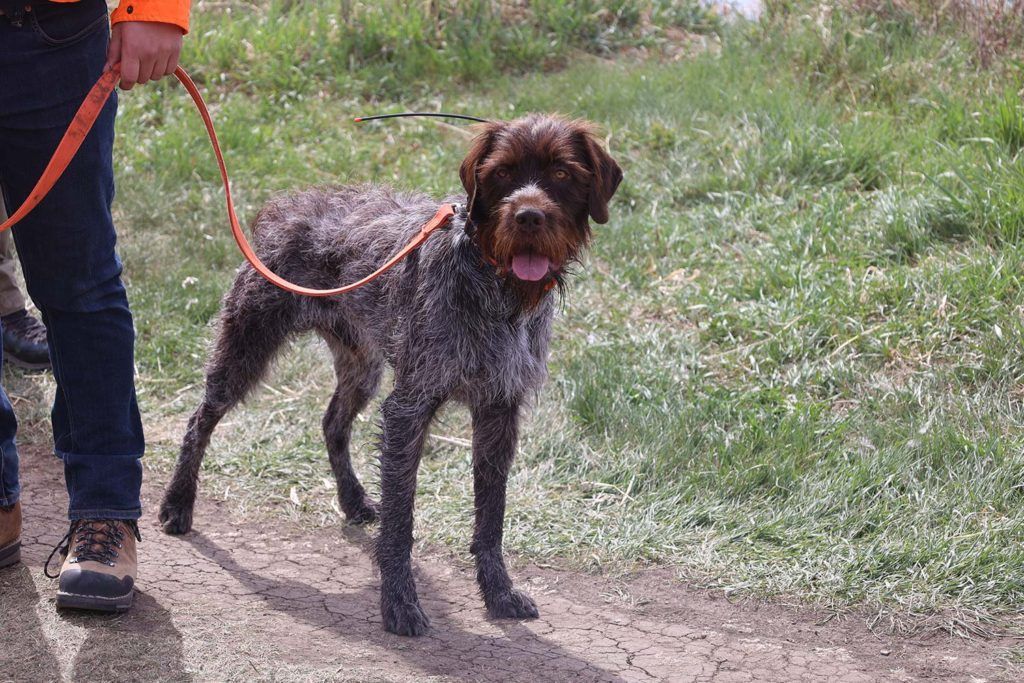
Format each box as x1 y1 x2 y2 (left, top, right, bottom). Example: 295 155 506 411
158 114 623 636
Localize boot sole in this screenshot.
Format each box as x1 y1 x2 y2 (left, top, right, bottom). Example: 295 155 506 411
0 541 20 568
3 355 51 371
56 587 134 612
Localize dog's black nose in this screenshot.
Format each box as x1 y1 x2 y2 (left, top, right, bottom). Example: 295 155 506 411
514 208 546 230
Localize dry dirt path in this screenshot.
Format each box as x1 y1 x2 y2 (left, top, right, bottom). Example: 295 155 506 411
0 446 1016 682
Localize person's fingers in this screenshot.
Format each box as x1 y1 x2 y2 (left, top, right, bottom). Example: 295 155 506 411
156 43 181 80
135 53 157 86
150 54 171 82
151 54 169 81
165 45 181 76
105 25 122 73
120 56 139 90
112 23 185 87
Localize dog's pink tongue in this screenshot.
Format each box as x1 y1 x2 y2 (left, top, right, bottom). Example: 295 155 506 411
511 253 551 281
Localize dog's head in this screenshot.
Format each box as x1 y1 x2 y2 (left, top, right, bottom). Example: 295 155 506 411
459 114 622 301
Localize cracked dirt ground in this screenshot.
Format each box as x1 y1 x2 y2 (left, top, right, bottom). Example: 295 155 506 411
0 446 1016 682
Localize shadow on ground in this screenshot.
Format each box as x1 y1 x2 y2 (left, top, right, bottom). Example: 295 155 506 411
184 528 626 682
1 453 188 682
1 444 1012 682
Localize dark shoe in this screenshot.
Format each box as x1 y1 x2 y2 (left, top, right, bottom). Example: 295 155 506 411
1 309 50 370
0 501 21 568
45 519 140 612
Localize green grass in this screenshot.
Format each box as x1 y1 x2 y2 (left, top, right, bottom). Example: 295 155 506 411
18 0 1024 630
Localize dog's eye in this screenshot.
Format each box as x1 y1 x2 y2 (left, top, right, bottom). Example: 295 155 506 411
552 168 570 181
495 167 511 179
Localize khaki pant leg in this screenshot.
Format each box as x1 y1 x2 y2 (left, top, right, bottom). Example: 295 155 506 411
0 204 26 317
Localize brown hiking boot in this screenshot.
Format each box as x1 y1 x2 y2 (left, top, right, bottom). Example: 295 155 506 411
45 519 141 612
0 500 21 568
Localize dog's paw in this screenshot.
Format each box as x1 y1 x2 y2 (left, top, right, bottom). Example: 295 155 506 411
158 502 194 535
382 598 431 636
344 496 379 525
486 589 539 620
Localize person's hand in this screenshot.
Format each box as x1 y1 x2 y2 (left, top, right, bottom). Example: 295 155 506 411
105 22 184 91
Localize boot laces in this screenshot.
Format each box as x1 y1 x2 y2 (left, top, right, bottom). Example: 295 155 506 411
44 520 141 579
2 310 47 345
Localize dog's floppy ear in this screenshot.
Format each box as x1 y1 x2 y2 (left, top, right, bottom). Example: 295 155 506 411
460 122 502 223
579 129 623 225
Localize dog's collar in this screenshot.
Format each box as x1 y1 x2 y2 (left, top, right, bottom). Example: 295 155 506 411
459 205 476 239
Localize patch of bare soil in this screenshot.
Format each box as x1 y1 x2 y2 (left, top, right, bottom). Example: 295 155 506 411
1 446 1017 682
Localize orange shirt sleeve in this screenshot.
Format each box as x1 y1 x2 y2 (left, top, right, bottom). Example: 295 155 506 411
110 0 191 34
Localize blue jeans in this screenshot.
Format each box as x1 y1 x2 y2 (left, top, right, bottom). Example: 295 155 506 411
0 0 144 520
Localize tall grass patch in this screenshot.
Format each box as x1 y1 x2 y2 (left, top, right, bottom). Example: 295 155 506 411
180 0 717 98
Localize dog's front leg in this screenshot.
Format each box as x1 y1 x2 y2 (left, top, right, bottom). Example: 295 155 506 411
376 389 442 636
470 399 539 620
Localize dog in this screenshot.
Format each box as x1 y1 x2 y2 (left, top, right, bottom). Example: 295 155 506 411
158 114 623 635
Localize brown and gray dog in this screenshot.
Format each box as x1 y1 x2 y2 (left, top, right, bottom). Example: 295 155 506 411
158 114 623 636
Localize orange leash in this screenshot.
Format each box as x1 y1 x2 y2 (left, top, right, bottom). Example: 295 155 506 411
0 65 456 297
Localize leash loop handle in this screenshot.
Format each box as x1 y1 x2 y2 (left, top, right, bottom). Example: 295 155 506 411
0 64 455 298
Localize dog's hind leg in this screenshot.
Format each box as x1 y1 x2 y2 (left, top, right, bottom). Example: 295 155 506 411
469 398 539 620
321 331 383 524
159 276 296 534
